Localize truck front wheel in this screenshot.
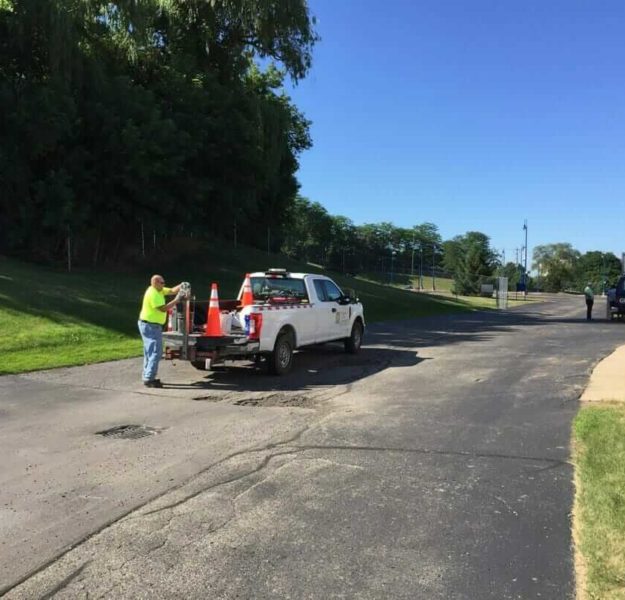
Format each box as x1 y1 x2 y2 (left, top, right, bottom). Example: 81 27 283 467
268 332 294 375
344 321 363 354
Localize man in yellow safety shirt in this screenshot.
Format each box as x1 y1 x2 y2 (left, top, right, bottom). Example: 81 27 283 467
138 274 184 387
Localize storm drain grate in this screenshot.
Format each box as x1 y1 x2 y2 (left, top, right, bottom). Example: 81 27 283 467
96 424 161 440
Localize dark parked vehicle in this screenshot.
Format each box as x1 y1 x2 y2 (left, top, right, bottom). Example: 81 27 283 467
606 275 625 320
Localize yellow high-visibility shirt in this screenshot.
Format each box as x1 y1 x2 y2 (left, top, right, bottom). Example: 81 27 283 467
139 286 173 325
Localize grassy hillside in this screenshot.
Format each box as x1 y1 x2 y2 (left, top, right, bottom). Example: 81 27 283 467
0 243 504 374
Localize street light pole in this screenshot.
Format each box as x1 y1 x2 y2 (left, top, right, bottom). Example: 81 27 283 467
523 220 528 298
419 245 424 290
432 244 436 291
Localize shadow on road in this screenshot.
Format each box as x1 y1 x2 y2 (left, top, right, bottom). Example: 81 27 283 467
154 299 621 396
364 303 623 351
160 345 426 395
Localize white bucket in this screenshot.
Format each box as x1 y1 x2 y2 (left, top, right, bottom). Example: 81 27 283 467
219 312 233 335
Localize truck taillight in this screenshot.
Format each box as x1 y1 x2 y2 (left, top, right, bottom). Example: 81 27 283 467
246 313 263 340
167 309 173 332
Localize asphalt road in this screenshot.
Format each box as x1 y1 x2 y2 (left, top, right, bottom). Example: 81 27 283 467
2 294 623 599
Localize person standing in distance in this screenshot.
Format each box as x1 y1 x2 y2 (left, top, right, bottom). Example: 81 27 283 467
584 282 594 321
138 275 184 387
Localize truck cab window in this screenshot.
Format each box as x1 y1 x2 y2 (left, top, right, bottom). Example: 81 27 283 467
313 280 327 301
314 279 342 302
323 281 343 302
250 277 308 302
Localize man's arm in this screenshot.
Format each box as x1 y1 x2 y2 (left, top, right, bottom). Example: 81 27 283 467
157 285 185 313
163 283 183 296
157 295 182 313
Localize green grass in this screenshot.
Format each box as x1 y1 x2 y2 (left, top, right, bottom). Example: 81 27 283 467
573 405 625 599
0 244 507 374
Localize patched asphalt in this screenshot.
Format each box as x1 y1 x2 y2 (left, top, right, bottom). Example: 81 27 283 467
2 293 624 599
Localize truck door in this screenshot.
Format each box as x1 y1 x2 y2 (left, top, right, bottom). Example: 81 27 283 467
312 279 350 342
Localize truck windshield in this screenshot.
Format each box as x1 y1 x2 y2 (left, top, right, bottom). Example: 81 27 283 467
250 277 308 302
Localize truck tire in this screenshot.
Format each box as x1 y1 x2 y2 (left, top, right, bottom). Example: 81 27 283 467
344 320 363 354
268 332 294 375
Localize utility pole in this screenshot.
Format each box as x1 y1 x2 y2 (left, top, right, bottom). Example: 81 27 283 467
515 248 519 300
419 245 424 290
523 220 528 298
432 244 437 291
411 235 416 278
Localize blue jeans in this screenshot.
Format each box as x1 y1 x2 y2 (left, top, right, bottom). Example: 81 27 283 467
138 320 163 382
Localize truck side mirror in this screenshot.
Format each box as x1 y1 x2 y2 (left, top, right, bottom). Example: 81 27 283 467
338 290 359 305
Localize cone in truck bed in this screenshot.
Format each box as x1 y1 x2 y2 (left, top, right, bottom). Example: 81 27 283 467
205 283 222 336
241 273 254 307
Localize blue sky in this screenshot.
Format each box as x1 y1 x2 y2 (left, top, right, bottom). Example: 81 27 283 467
287 0 625 265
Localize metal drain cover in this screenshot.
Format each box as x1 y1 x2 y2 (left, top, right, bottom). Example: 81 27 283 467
96 424 161 440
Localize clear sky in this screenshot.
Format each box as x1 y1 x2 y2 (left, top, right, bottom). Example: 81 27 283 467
287 0 625 265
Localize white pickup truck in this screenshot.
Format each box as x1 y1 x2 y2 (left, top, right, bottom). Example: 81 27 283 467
163 269 365 375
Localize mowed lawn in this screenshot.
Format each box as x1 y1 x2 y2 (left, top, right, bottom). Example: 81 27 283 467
574 405 625 599
0 250 509 375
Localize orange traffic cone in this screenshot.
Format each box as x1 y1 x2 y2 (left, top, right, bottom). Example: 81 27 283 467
205 283 222 337
241 273 254 307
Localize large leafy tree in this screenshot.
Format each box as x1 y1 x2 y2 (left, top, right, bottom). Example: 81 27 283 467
574 251 621 292
450 231 498 295
532 243 580 292
0 0 317 263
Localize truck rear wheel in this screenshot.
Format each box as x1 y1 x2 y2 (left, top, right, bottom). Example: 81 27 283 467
344 321 363 354
268 332 294 375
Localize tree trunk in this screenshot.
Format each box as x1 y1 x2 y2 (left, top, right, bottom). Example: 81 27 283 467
93 225 102 267
66 226 72 273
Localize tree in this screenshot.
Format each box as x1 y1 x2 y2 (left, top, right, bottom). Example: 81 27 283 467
282 196 333 263
532 243 580 292
449 231 498 295
0 0 318 264
496 262 522 290
574 251 621 293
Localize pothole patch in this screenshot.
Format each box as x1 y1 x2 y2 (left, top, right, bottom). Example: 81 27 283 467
234 393 315 408
96 424 163 439
192 395 225 402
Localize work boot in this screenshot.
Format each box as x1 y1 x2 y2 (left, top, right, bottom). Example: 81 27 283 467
143 379 163 388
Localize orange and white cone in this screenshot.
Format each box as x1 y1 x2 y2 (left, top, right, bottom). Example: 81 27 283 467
205 283 222 337
241 273 254 307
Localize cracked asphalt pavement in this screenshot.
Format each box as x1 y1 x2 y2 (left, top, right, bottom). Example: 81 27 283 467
2 294 623 599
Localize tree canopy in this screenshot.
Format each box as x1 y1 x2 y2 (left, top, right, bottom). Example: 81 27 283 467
0 0 316 262
533 244 621 292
